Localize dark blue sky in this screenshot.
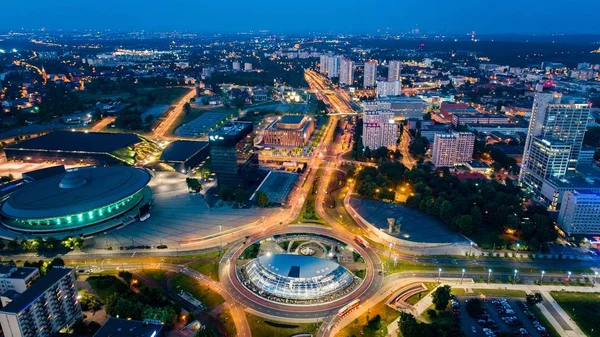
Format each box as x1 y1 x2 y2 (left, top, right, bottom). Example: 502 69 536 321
1 0 599 34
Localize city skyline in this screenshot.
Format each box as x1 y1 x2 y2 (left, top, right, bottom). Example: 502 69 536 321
2 0 600 34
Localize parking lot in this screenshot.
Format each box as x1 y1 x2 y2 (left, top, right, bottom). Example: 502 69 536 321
455 296 550 337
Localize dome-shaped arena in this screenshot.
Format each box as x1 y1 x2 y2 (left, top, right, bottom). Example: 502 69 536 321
243 254 355 300
0 166 152 234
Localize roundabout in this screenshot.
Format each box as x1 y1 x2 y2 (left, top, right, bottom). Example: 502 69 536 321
219 226 384 320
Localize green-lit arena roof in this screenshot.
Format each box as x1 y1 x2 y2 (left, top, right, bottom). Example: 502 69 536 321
0 166 151 232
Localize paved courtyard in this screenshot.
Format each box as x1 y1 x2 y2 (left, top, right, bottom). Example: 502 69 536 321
86 172 276 249
349 197 470 245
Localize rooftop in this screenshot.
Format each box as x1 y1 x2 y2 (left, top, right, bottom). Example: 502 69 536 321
1 166 151 219
0 265 38 279
278 115 306 125
22 165 66 182
93 318 164 337
0 268 72 314
160 140 209 162
257 254 345 279
6 131 142 154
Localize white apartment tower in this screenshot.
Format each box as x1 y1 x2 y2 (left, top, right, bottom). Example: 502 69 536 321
319 55 329 74
519 90 591 198
363 61 377 88
558 191 600 235
0 268 82 337
326 56 341 79
431 132 475 167
376 80 401 97
362 110 398 150
388 60 401 81
339 58 354 86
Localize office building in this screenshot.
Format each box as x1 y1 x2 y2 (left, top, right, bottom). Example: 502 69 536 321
364 97 426 120
362 110 397 149
431 132 475 167
519 91 591 199
263 115 315 147
388 60 401 81
558 191 600 235
451 113 511 127
159 140 209 174
0 265 39 296
232 61 241 71
209 121 257 188
244 62 252 71
0 268 81 337
578 146 596 167
376 80 401 97
339 58 354 86
363 61 377 88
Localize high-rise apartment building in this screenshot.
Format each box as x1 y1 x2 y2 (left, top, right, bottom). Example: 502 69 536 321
431 132 475 167
376 80 401 97
0 268 81 337
558 191 600 235
232 61 241 71
326 56 341 79
0 265 39 296
339 58 354 86
244 62 252 71
363 61 377 88
319 55 328 74
387 60 401 81
519 90 591 199
362 110 398 150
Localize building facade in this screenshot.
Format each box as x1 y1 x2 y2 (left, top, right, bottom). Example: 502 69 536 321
263 115 315 147
558 191 600 235
431 132 475 167
363 61 377 88
362 110 398 150
0 268 81 337
0 266 39 296
376 80 401 97
451 113 511 127
326 56 341 79
388 60 401 81
209 122 257 188
339 58 354 85
519 91 591 199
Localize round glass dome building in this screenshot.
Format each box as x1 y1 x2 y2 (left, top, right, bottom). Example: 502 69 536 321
243 254 355 300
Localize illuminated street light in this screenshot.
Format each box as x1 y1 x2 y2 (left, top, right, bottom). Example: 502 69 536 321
461 269 465 284
595 272 599 286
513 269 518 284
567 271 572 283
488 269 492 284
541 270 545 285
438 268 442 281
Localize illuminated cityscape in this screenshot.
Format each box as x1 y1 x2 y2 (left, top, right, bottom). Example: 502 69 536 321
0 1 599 337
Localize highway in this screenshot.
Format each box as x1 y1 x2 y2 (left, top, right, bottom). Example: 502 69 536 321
89 116 116 132
151 87 196 139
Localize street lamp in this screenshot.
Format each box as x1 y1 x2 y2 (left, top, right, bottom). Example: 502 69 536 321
438 268 442 281
488 269 492 284
567 271 571 283
513 269 518 284
461 269 466 284
595 272 599 286
516 243 520 251
541 270 545 285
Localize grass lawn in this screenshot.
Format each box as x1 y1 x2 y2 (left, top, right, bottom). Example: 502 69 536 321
335 295 401 337
246 313 320 337
405 282 439 306
186 250 221 281
171 273 224 310
86 275 130 301
141 269 167 281
550 291 600 337
527 303 561 337
451 288 527 298
218 309 237 337
291 168 327 225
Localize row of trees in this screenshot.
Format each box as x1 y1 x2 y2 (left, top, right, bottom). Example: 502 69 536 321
0 236 84 253
354 163 556 249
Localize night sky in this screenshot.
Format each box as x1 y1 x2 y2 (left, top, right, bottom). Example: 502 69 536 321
1 0 599 34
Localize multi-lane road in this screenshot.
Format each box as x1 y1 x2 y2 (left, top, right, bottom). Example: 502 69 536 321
151 87 196 139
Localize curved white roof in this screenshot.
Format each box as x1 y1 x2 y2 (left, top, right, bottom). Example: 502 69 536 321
257 254 343 279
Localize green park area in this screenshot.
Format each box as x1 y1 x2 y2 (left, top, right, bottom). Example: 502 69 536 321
551 291 600 337
186 250 221 281
246 313 320 337
171 273 225 309
405 282 439 305
336 295 401 337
